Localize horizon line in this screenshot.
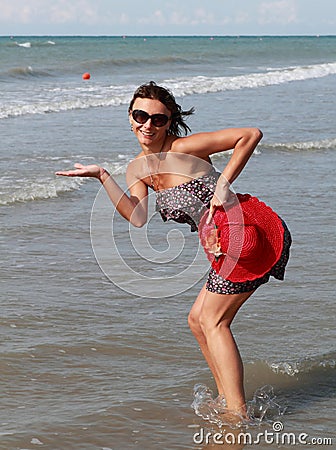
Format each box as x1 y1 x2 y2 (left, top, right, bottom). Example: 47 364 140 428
1 33 335 38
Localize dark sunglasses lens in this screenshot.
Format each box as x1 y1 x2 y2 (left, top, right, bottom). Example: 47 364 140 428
152 114 169 127
132 110 169 127
132 110 149 124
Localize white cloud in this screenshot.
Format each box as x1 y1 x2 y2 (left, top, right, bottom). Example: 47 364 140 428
119 13 130 25
192 8 215 25
137 9 167 26
0 0 99 25
235 11 250 25
136 7 216 27
1 0 334 35
0 3 33 22
170 11 189 26
134 6 220 28
258 0 298 25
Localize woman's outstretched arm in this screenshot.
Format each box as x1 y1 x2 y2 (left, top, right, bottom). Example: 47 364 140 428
55 162 149 227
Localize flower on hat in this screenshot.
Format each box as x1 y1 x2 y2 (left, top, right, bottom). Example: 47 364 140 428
203 226 223 259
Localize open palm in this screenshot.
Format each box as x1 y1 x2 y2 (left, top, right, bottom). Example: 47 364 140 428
55 163 101 178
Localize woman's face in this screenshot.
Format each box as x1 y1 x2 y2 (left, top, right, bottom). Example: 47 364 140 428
129 98 171 148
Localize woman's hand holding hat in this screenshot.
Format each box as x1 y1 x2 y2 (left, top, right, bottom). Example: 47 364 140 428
206 177 237 224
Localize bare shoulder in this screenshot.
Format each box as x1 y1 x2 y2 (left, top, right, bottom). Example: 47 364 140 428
170 134 199 153
125 153 145 182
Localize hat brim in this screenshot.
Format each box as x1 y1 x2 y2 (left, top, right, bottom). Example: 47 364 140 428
199 194 285 282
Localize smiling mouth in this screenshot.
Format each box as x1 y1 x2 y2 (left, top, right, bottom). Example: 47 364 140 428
141 130 154 137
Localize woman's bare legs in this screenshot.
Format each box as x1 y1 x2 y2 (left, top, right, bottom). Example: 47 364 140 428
188 285 223 391
188 284 255 414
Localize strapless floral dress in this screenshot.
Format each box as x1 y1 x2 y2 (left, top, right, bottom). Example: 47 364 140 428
155 168 291 294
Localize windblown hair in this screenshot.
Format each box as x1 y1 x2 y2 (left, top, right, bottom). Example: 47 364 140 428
128 81 195 136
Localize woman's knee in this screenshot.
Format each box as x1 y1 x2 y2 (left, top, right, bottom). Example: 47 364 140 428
198 290 255 334
198 313 231 337
188 308 202 334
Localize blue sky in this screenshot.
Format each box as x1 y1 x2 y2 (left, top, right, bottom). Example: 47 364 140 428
1 0 335 36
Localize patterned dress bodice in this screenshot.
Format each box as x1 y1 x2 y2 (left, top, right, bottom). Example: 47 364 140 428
155 168 220 232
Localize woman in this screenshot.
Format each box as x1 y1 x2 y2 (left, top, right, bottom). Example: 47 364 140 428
56 81 291 423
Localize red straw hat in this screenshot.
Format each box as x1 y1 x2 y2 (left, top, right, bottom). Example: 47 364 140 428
199 194 285 282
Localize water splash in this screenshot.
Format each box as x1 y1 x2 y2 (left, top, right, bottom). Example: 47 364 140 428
191 384 285 429
247 385 286 424
191 384 246 429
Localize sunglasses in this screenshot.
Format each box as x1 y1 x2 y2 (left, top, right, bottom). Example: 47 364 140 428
132 109 171 127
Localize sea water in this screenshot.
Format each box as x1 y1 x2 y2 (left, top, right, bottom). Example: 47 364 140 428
0 36 335 449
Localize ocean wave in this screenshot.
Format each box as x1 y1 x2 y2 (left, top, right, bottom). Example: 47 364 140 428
11 40 55 48
243 352 336 399
190 352 335 428
1 66 53 80
165 61 336 95
0 86 133 119
0 161 125 206
0 177 84 206
14 41 31 48
244 352 336 380
269 351 336 376
0 55 190 83
263 138 336 152
80 54 191 70
1 61 336 120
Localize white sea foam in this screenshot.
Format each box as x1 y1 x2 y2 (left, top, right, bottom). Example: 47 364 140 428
1 62 335 120
15 41 31 48
0 177 84 205
270 352 336 376
264 137 336 151
164 61 336 95
0 161 127 205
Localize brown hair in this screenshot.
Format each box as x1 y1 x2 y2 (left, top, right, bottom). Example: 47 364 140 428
128 81 194 136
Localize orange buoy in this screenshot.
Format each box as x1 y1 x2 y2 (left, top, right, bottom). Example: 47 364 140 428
82 72 91 80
